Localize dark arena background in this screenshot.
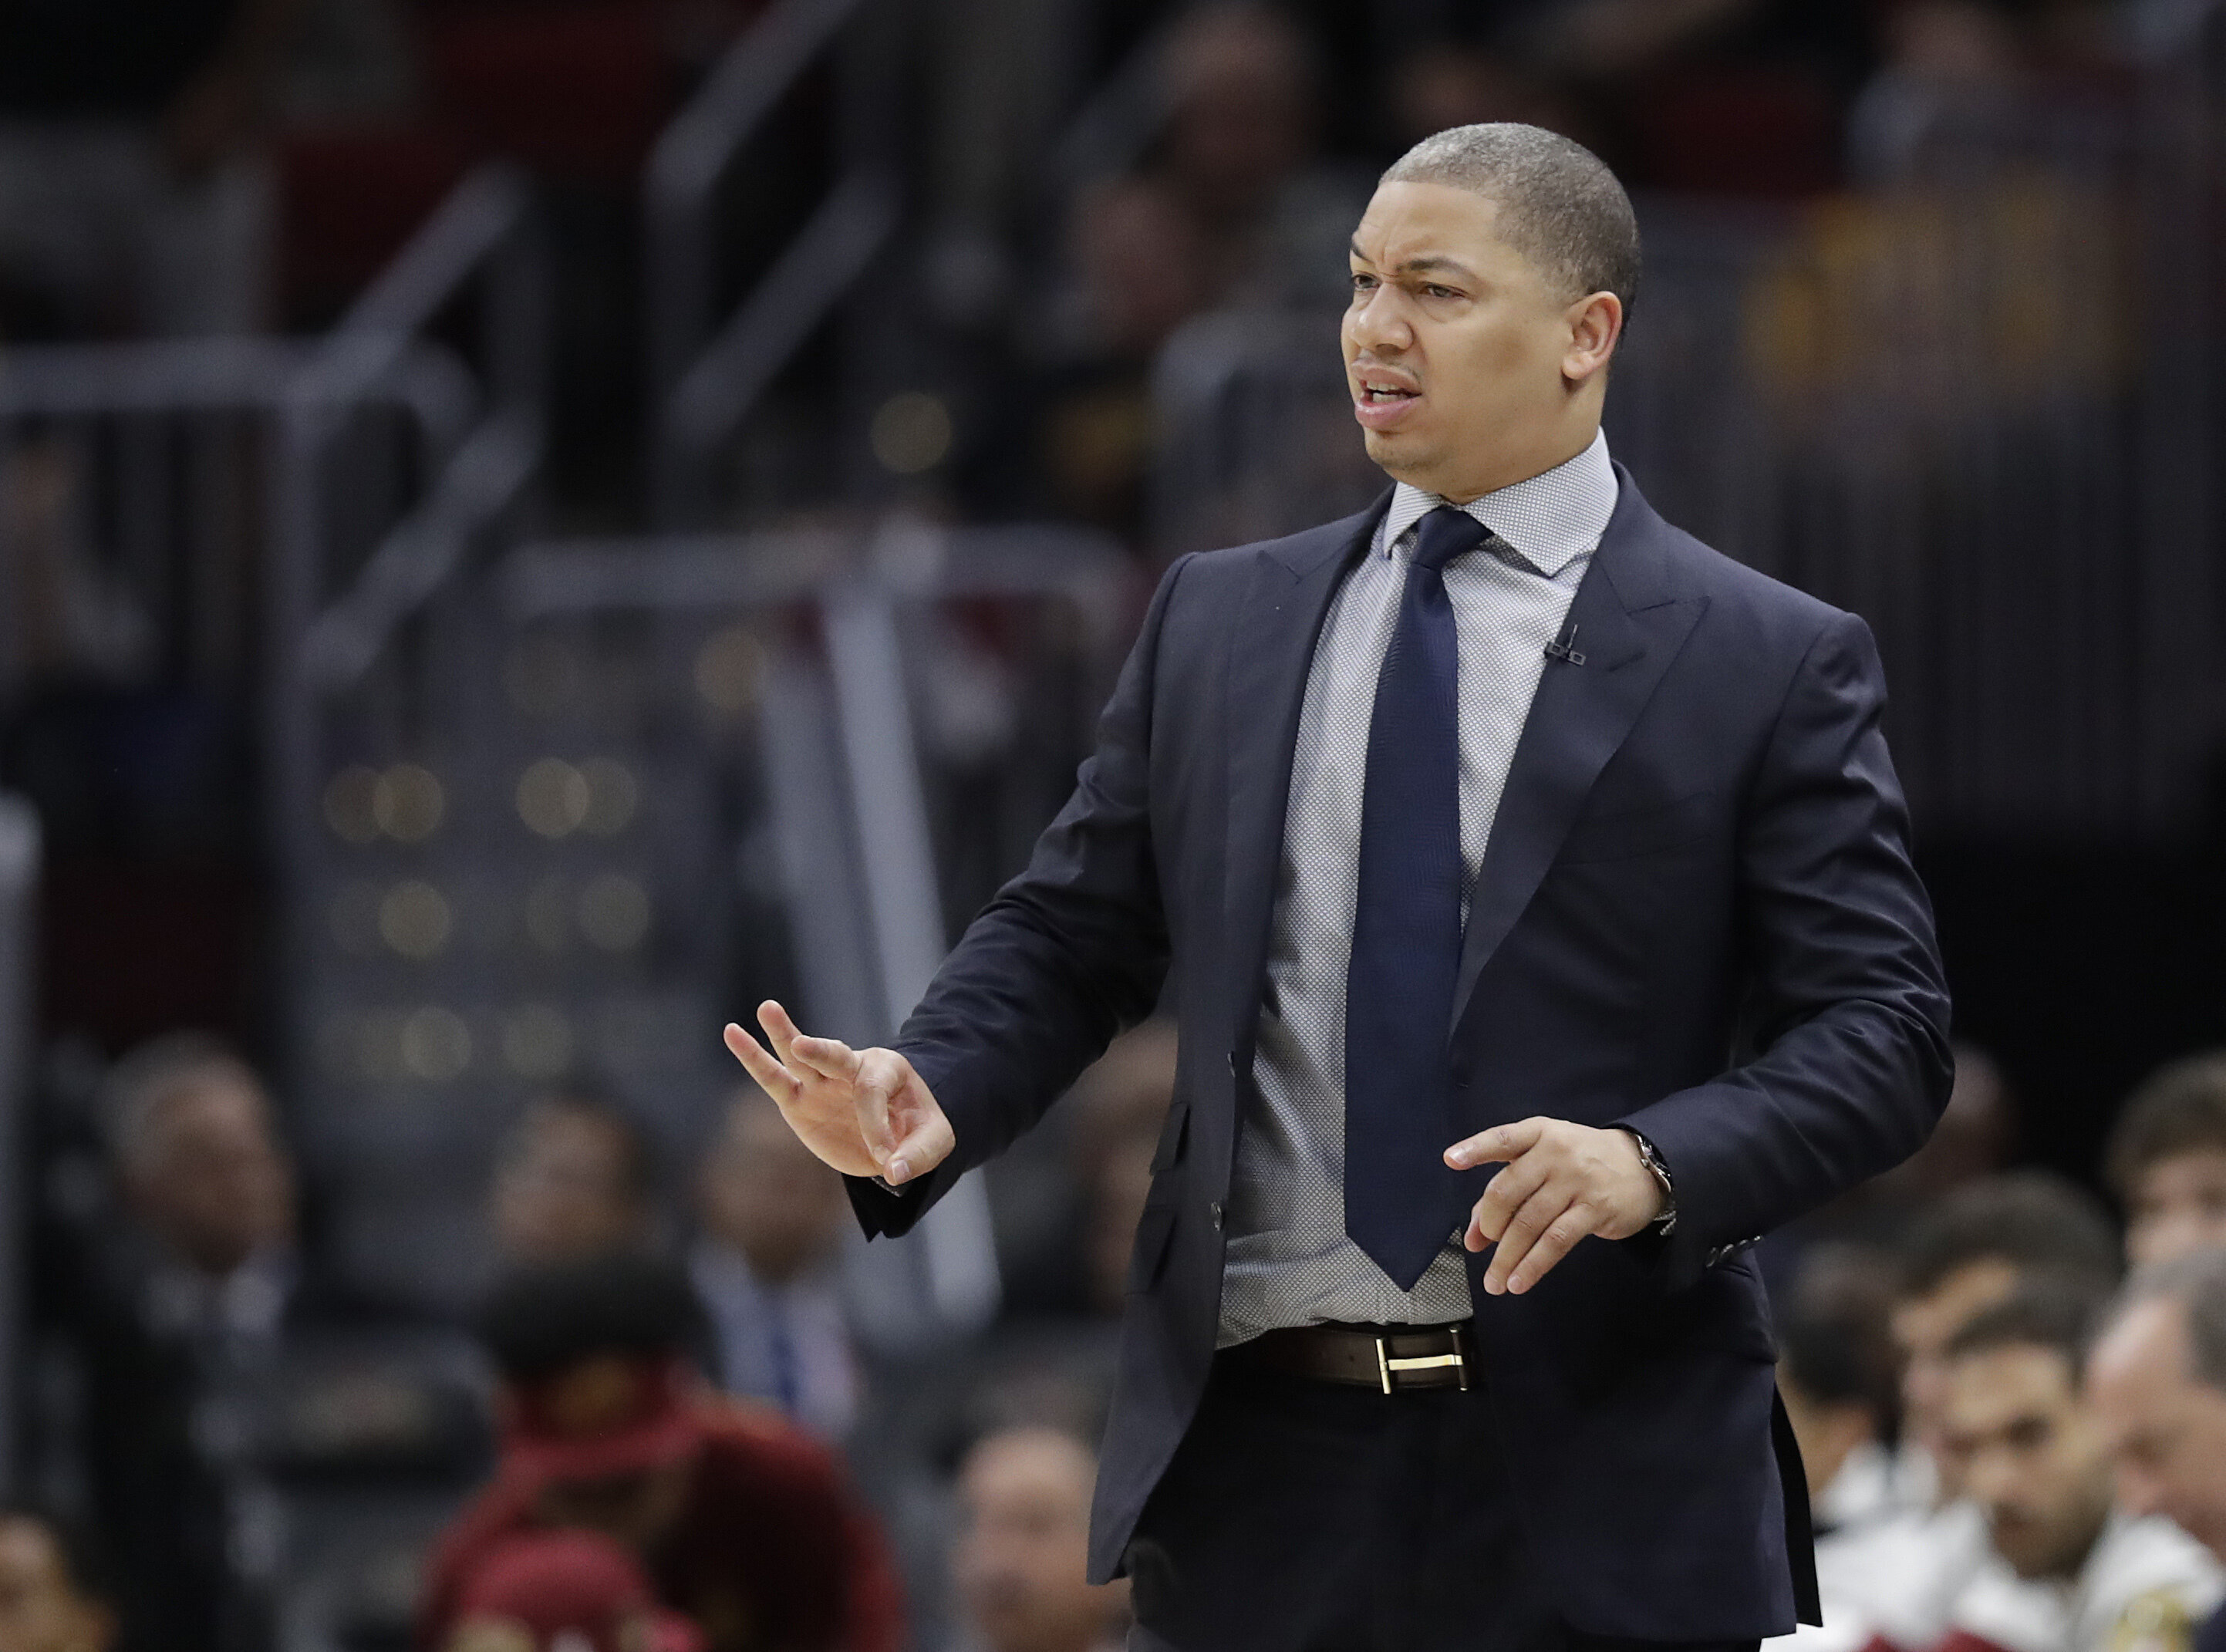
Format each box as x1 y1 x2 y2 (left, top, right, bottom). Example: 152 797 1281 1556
2 1 2225 1650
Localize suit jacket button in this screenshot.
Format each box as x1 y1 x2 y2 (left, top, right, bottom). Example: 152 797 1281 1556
1227 1050 1239 1077
1210 1201 1226 1230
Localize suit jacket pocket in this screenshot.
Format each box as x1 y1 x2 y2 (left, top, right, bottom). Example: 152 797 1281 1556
1127 1199 1178 1293
1680 1252 1777 1362
1557 791 1715 865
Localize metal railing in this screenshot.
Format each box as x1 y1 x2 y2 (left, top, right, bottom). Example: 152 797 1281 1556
496 520 1131 1344
644 0 898 528
277 164 548 696
265 170 551 1145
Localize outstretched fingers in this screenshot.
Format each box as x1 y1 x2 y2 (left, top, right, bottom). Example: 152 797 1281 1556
723 1021 798 1103
788 1033 864 1085
756 1000 807 1065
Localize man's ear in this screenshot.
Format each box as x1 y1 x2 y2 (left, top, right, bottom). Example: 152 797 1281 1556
1563 291 1624 385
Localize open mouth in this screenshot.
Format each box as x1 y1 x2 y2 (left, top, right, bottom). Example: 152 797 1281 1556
1352 375 1422 429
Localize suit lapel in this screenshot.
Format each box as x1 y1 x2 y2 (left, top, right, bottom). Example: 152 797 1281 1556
1449 470 1707 1034
1222 496 1387 1060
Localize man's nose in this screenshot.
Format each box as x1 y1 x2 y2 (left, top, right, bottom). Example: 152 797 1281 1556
1966 1453 2018 1508
1346 286 1409 353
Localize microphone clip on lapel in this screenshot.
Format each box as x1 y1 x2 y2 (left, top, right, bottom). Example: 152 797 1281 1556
1544 621 1586 666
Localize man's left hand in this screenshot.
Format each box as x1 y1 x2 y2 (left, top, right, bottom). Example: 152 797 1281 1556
1444 1120 1666 1296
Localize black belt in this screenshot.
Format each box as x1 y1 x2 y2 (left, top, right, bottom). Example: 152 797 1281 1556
1227 1320 1476 1394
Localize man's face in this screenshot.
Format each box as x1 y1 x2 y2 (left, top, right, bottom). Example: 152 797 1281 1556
1341 180 1617 503
493 1108 643 1265
696 1096 845 1286
1893 1257 2020 1492
1938 1344 2114 1580
1777 1365 1877 1502
954 1431 1123 1652
130 1078 296 1278
2127 1151 2226 1269
0 1519 112 1652
2087 1296 2226 1563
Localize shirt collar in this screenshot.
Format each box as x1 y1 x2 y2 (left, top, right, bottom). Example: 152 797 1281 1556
1378 428 1617 578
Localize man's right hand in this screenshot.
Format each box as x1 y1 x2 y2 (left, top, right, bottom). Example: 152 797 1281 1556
723 1000 956 1186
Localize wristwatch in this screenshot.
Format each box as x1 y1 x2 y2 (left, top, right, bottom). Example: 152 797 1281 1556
1617 1128 1678 1236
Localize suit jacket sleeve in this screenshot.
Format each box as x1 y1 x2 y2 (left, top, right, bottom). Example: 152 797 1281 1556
843 555 1189 1239
1616 610 1954 1287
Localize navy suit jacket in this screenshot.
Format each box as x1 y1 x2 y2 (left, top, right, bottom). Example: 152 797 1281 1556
848 468 1954 1638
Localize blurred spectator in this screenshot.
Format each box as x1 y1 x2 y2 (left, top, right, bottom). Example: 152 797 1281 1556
73 1033 300 1652
1777 1262 1901 1526
688 1087 858 1439
106 1033 295 1282
1766 1176 2123 1652
1501 0 1877 194
1036 177 1205 530
1894 1171 2122 1502
2086 1250 2226 1573
1040 4 1366 533
0 1508 117 1652
1767 1248 1952 1652
58 1033 490 1652
0 0 298 339
421 1253 903 1652
1933 1286 2221 1652
1877 1043 2020 1208
443 1530 702 1652
1847 0 2033 183
2106 1054 2226 1270
1142 3 1361 311
951 1428 1127 1652
1384 41 1586 152
490 1093 655 1266
1847 0 2127 185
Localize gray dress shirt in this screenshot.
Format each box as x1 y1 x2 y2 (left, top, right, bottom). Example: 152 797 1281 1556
1216 430 1621 1347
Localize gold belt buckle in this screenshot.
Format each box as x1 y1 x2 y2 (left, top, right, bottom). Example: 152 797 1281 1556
1374 1332 1469 1394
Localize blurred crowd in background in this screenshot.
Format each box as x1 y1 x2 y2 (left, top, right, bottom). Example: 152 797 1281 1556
4 0 2226 1650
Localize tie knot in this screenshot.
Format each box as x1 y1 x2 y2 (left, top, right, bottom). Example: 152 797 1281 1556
1408 505 1489 574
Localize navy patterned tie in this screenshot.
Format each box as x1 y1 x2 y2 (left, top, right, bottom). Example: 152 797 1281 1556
1344 505 1484 1290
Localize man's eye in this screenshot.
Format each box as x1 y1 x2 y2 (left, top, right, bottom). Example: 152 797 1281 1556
1424 285 1457 299
1351 273 1377 292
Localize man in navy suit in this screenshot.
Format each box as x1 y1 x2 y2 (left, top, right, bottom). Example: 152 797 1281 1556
728 123 1954 1652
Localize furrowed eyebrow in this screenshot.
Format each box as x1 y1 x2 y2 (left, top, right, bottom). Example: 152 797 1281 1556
1393 255 1474 280
1344 244 1477 283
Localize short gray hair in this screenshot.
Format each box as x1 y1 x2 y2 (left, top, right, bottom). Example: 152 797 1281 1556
1381 123 1641 315
2106 1248 2226 1392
